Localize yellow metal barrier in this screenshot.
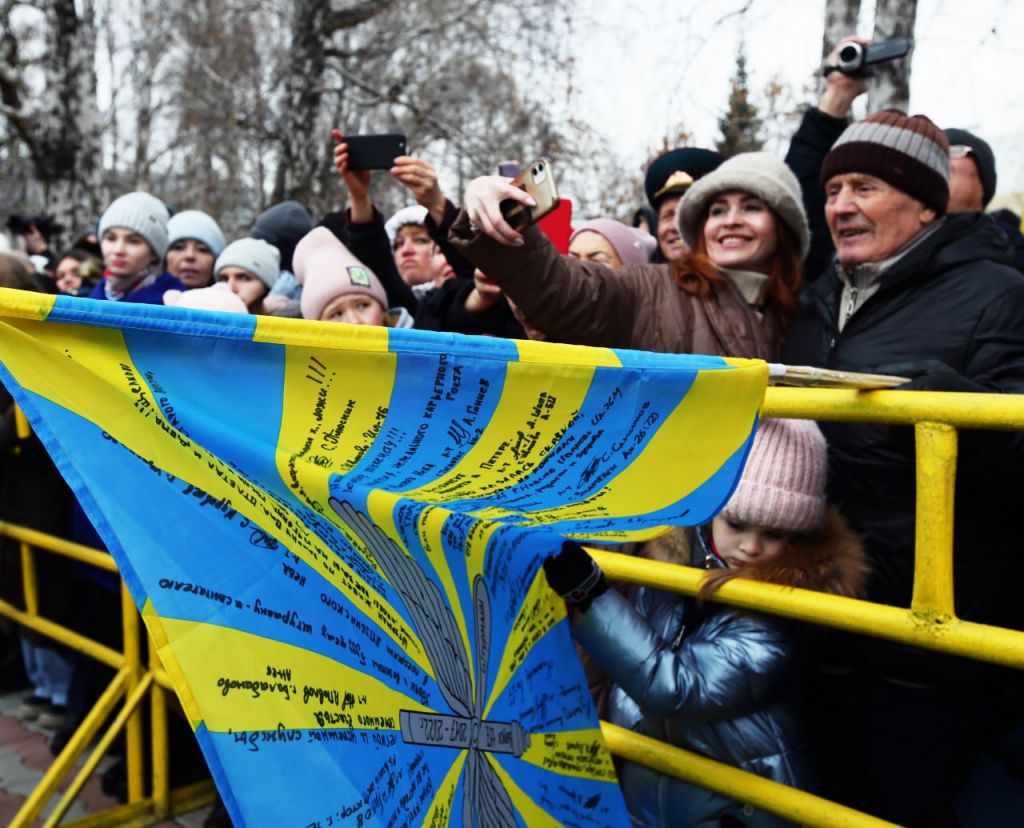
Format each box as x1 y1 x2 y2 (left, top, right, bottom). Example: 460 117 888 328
2 386 1023 826
587 387 1024 826
0 520 216 826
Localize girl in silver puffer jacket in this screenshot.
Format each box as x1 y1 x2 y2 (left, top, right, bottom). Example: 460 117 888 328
544 418 868 827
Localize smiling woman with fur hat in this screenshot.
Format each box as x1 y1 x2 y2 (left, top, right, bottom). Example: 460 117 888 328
452 151 808 361
544 418 867 827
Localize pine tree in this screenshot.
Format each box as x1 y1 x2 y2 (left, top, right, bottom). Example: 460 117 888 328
716 46 764 158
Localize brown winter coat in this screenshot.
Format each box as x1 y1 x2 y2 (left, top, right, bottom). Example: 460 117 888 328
448 217 781 359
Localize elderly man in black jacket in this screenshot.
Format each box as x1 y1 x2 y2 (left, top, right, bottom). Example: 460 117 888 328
783 82 1024 823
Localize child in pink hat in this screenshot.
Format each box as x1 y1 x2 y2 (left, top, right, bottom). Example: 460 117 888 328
293 228 412 327
543 418 868 827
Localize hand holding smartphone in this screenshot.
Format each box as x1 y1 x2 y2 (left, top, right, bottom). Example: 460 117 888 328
499 158 560 230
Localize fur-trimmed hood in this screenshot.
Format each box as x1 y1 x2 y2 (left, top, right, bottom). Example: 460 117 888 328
638 506 869 599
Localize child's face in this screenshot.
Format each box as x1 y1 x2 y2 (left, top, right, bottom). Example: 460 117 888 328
711 516 791 569
101 228 156 277
320 293 385 326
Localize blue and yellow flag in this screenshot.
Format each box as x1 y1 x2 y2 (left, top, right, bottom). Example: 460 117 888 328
0 288 767 827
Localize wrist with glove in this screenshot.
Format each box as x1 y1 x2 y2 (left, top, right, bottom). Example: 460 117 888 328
542 541 608 612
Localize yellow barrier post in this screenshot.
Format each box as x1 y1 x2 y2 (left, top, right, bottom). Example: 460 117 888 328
912 422 957 619
18 541 39 616
150 629 171 817
9 669 130 828
121 579 145 804
44 674 155 828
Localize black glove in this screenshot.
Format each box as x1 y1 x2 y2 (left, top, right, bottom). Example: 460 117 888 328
877 360 985 393
542 541 608 612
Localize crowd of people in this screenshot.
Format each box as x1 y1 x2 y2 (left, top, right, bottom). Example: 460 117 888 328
3 34 1024 828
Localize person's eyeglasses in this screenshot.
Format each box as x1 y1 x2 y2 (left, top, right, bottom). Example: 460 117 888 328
949 145 974 159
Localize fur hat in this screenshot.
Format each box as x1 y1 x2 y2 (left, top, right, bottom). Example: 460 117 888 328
821 109 951 216
721 418 827 533
644 148 724 208
163 283 248 315
570 219 657 266
98 192 170 260
944 128 997 207
384 205 429 245
294 227 388 321
167 210 226 257
215 238 281 291
677 151 810 259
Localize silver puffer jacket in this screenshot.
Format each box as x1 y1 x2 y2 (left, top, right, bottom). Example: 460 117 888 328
574 512 867 827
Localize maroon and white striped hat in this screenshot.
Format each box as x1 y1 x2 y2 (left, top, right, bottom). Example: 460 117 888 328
820 109 951 215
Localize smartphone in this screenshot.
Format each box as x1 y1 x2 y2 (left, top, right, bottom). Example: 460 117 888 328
497 160 521 178
345 134 408 170
500 158 560 230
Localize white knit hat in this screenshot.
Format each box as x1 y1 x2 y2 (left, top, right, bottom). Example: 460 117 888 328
163 283 248 315
293 228 388 321
677 152 809 259
98 192 171 259
720 418 827 533
214 238 281 290
167 210 226 257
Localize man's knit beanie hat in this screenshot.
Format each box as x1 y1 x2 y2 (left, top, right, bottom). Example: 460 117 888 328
821 109 951 215
98 192 171 260
721 418 828 533
677 151 810 259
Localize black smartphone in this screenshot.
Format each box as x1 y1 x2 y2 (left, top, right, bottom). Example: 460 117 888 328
345 134 408 170
500 158 560 230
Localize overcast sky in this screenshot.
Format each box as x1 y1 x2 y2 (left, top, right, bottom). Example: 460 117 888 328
571 0 1024 203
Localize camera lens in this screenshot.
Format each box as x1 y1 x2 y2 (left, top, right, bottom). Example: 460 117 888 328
837 42 863 72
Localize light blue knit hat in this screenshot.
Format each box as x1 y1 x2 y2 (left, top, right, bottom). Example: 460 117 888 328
167 210 226 257
98 192 170 259
215 238 281 291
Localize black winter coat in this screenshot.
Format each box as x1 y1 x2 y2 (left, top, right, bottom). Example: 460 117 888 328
783 213 1024 640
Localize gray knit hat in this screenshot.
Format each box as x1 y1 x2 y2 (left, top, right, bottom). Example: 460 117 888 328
677 152 809 259
98 192 170 259
721 418 827 533
214 238 281 291
167 210 226 257
821 109 950 216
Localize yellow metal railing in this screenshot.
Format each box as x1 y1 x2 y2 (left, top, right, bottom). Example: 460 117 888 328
0 521 215 827
588 386 1024 827
4 387 1024 826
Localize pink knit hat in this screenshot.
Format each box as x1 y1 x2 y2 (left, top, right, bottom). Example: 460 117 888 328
163 283 248 315
569 219 657 266
720 418 827 533
293 228 389 321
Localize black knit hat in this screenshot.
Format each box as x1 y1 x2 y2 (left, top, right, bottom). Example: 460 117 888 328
944 128 997 207
821 109 951 216
644 148 723 209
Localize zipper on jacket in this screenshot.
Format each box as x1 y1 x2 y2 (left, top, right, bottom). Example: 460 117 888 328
843 285 858 330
